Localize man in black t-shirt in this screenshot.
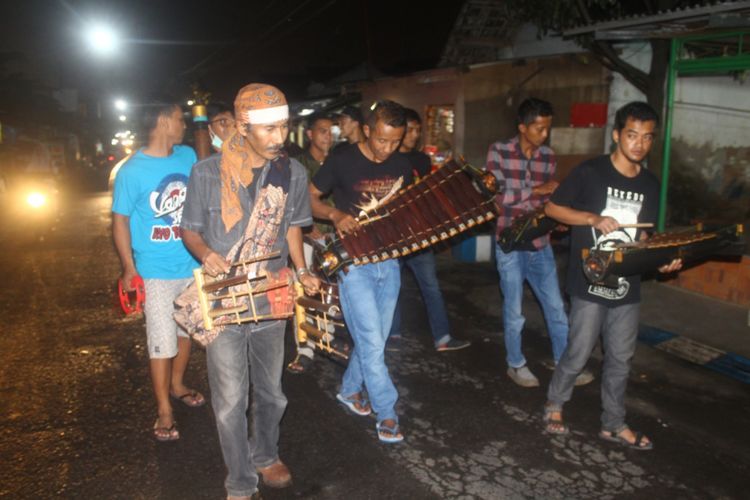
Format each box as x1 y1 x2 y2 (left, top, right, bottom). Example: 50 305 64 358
542 102 681 450
310 100 412 444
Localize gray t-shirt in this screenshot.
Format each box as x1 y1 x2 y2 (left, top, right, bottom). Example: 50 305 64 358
181 153 312 272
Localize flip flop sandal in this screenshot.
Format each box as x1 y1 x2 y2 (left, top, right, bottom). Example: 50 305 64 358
171 390 206 408
336 393 372 416
543 409 569 435
286 354 313 375
599 429 654 451
153 419 180 442
376 421 404 444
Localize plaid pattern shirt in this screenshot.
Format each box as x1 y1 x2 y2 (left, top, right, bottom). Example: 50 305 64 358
485 136 556 249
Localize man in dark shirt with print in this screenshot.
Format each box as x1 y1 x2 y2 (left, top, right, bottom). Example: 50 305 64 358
543 102 681 450
309 100 412 444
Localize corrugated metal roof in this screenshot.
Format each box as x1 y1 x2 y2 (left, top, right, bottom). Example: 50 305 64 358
563 1 750 38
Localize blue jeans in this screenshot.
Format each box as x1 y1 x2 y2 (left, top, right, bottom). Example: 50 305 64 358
390 250 451 347
206 321 287 497
547 297 640 432
494 243 568 368
339 260 401 423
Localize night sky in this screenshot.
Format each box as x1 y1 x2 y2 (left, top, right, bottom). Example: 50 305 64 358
1 0 464 105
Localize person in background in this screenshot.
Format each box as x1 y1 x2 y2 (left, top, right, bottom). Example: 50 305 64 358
112 99 205 443
331 105 365 153
287 111 336 374
389 107 470 352
208 105 236 153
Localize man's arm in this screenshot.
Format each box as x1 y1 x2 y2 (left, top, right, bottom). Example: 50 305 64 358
286 225 320 294
545 201 620 235
112 213 138 291
308 182 359 235
182 228 229 277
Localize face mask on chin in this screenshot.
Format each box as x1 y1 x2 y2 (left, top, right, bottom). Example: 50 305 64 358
209 130 223 150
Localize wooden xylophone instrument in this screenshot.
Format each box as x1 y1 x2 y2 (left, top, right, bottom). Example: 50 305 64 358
314 158 500 277
497 207 558 253
582 224 745 287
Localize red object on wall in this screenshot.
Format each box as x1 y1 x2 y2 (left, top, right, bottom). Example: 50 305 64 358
570 103 608 127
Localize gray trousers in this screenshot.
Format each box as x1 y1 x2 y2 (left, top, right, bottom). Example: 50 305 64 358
206 320 287 497
546 297 640 432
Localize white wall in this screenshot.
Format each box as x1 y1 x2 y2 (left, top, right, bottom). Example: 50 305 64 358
672 76 750 148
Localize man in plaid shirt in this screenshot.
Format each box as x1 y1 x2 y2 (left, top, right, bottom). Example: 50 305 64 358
486 98 593 388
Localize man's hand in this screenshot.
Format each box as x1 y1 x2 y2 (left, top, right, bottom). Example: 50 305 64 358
308 226 325 241
532 180 559 196
299 272 321 296
202 250 230 277
658 258 683 274
591 215 620 235
331 209 359 236
120 267 139 292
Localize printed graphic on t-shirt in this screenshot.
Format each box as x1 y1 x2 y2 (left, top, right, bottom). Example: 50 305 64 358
353 176 403 215
149 173 188 242
588 186 645 300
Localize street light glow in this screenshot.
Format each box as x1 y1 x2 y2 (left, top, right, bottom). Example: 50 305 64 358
118 115 127 122
86 24 119 56
114 99 127 111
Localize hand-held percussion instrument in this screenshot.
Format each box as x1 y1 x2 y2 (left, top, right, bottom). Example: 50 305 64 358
314 158 501 277
582 224 745 287
192 251 294 331
293 281 349 360
118 275 145 315
497 207 558 253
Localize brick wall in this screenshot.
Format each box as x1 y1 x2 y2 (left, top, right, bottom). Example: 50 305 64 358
667 256 750 307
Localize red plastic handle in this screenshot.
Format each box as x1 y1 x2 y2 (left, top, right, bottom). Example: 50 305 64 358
118 275 145 315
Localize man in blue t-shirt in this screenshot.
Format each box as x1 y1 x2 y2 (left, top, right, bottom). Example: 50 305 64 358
112 100 203 442
542 102 681 450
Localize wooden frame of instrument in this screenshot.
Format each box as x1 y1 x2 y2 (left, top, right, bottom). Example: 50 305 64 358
193 253 294 330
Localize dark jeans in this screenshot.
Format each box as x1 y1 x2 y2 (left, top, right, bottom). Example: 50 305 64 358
206 320 287 497
546 297 640 432
389 250 451 347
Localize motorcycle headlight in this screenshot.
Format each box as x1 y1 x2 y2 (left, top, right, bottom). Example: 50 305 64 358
26 191 47 208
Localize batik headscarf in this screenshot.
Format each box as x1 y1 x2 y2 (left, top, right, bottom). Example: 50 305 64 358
220 83 289 232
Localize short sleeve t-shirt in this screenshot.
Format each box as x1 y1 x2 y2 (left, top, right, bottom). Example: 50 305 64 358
400 150 432 179
180 155 312 272
112 145 199 279
312 143 413 216
551 154 660 305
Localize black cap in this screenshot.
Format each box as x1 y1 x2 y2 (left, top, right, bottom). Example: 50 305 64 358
339 105 363 123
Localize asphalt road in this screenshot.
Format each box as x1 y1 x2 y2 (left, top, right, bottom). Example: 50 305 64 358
1 191 748 499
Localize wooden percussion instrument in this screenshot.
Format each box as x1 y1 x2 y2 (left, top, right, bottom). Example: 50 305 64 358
314 158 500 277
497 207 558 253
192 251 295 331
293 281 349 360
582 224 745 287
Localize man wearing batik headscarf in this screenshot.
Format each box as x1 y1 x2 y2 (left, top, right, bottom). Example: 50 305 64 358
180 83 319 500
